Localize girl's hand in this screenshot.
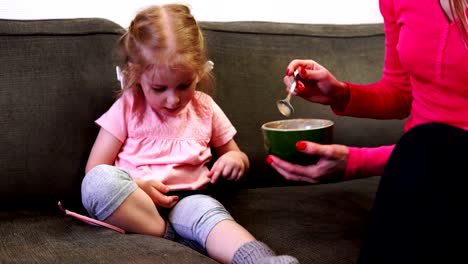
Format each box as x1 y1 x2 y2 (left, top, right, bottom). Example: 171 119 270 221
267 141 348 183
208 151 248 184
284 59 349 111
135 179 179 208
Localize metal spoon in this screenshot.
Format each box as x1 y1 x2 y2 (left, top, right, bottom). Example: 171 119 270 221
277 69 299 117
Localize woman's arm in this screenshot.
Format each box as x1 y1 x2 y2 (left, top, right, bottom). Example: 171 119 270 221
345 145 395 179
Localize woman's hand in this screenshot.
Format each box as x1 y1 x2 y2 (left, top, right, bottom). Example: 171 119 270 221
285 59 350 111
208 150 249 183
135 179 179 208
267 141 349 183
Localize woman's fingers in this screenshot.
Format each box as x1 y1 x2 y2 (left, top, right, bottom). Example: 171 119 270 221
296 141 348 160
268 155 320 183
267 142 349 183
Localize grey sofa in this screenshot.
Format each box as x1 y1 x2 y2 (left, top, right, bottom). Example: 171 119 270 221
0 18 405 263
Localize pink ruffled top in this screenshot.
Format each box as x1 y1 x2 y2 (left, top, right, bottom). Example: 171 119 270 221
96 90 236 190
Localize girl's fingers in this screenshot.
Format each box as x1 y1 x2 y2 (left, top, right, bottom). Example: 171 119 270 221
149 180 170 193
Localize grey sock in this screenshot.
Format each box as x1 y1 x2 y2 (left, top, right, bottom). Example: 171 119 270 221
232 241 299 264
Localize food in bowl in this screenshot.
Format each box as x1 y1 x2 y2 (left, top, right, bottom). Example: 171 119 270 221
261 119 334 165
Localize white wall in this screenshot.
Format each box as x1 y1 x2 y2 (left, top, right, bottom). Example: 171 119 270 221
1 0 382 28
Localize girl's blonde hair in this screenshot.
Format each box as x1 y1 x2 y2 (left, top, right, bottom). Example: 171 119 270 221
451 0 468 46
117 4 213 94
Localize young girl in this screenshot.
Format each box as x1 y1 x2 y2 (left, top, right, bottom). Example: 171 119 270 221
81 4 298 264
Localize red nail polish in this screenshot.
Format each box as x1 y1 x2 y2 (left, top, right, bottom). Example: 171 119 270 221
300 67 307 76
266 156 273 165
286 68 290 75
297 82 305 92
296 141 307 151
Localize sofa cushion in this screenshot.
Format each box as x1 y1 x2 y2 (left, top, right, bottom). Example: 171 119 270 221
216 177 378 264
0 19 124 209
0 209 216 263
0 177 378 264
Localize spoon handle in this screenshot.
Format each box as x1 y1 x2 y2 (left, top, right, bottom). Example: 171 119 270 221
289 79 297 94
289 69 299 93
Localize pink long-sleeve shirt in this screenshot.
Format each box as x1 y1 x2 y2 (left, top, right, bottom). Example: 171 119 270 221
334 0 468 178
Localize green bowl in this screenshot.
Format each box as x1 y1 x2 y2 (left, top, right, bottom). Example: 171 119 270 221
261 119 334 165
